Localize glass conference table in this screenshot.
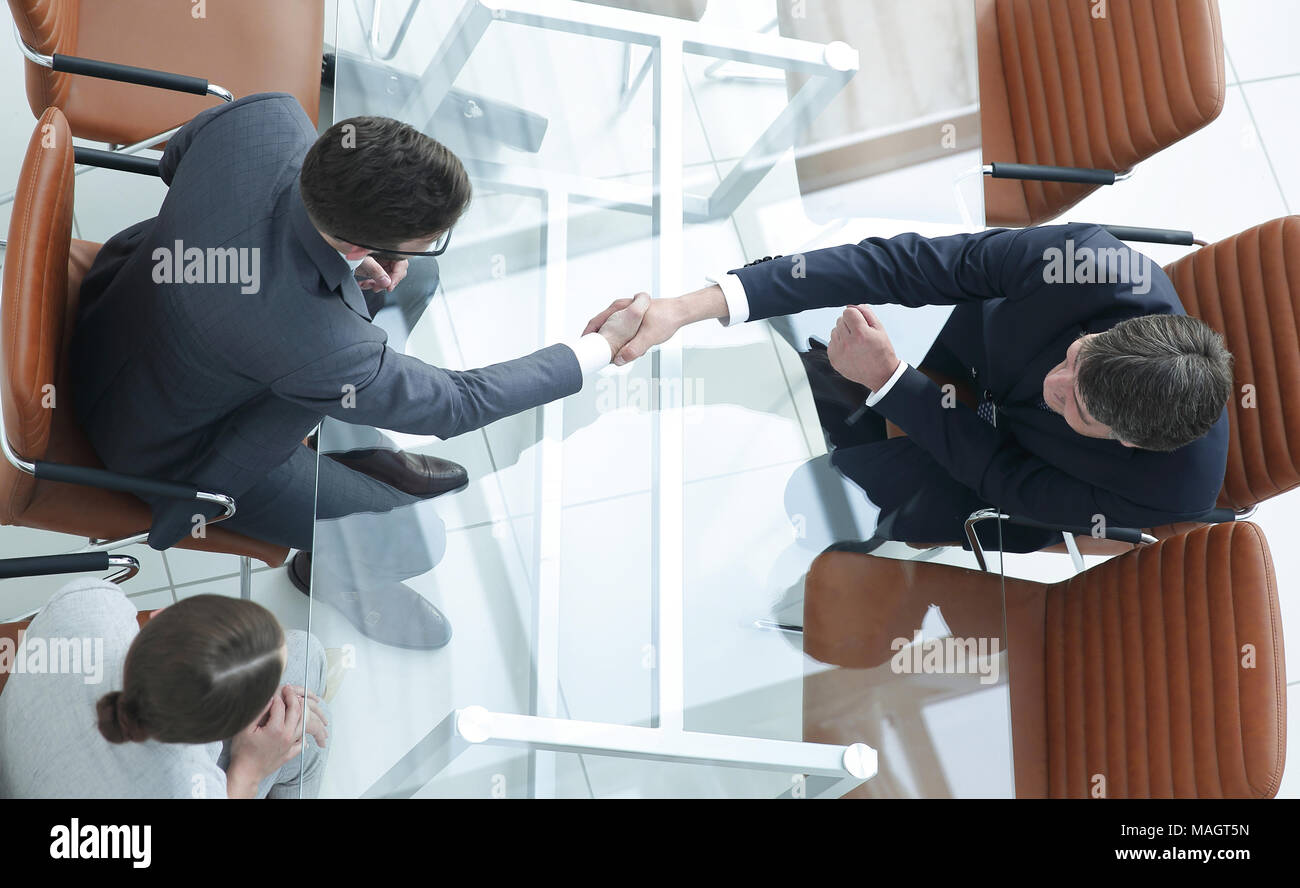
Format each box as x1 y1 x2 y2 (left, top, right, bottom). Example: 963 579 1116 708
305 0 1012 798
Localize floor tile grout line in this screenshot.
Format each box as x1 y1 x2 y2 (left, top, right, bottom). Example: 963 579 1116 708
126 561 273 597
1233 71 1300 87
160 550 179 604
126 587 172 600
176 572 241 591
1233 80 1294 216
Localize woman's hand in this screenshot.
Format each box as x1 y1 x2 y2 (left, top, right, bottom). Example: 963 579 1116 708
226 685 305 798
286 684 329 749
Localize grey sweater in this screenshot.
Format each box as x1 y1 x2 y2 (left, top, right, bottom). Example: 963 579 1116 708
0 580 226 799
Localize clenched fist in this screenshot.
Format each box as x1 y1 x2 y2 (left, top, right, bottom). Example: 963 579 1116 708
828 304 901 392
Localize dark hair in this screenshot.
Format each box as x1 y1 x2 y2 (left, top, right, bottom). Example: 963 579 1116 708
96 595 285 745
1076 314 1233 452
299 116 471 248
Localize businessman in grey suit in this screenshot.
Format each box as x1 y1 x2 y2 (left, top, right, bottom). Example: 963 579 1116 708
71 92 648 649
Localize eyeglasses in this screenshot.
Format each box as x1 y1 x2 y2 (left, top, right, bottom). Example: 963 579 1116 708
338 228 452 260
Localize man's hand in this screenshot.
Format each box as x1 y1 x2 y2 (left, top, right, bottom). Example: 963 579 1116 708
356 256 408 292
592 292 652 362
584 293 694 366
828 305 900 392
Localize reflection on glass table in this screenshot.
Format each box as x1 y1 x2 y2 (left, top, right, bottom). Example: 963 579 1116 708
306 0 1012 797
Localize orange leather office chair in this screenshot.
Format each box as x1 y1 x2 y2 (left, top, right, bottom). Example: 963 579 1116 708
0 107 288 588
803 521 1287 798
978 0 1226 227
7 0 324 147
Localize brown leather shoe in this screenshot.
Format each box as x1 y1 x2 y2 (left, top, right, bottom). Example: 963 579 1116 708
325 448 469 498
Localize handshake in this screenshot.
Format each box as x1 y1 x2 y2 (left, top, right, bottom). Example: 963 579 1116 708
581 287 901 392
583 291 688 367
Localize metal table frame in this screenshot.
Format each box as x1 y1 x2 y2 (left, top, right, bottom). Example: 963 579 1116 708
355 0 871 799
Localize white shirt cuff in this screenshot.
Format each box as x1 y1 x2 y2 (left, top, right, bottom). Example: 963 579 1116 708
864 360 909 407
563 332 614 377
705 271 749 327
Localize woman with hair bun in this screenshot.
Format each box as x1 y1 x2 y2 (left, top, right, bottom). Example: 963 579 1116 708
0 578 329 798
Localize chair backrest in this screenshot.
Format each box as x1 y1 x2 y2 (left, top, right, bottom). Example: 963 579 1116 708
1009 521 1286 798
0 107 75 525
6 0 79 109
8 0 324 145
978 0 1226 227
1163 216 1300 512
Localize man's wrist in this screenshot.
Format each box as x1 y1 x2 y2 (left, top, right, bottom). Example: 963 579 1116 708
596 328 620 361
568 332 616 373
677 285 727 325
864 359 908 407
866 358 902 393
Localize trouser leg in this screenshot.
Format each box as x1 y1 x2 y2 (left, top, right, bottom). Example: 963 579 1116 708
220 444 445 585
830 436 1054 553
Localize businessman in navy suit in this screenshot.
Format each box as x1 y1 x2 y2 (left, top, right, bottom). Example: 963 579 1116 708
585 224 1234 551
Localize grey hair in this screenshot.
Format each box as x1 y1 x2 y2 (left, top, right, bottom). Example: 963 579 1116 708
1076 314 1233 451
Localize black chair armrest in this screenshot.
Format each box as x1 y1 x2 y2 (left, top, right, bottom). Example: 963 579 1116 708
16 31 234 103
1001 512 1151 545
0 552 138 581
73 146 160 176
985 161 1117 186
50 53 211 96
1101 225 1197 246
30 460 234 519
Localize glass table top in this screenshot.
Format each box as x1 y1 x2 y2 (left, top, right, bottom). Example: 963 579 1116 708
308 0 1009 798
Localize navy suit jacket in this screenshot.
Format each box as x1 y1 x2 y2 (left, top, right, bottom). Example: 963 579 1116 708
731 224 1230 531
71 93 583 548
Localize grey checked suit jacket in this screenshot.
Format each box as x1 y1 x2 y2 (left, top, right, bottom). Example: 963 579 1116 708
71 92 582 549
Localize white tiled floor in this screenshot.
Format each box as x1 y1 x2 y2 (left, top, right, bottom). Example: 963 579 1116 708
1239 75 1300 213
1218 0 1300 83
0 1 1294 798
